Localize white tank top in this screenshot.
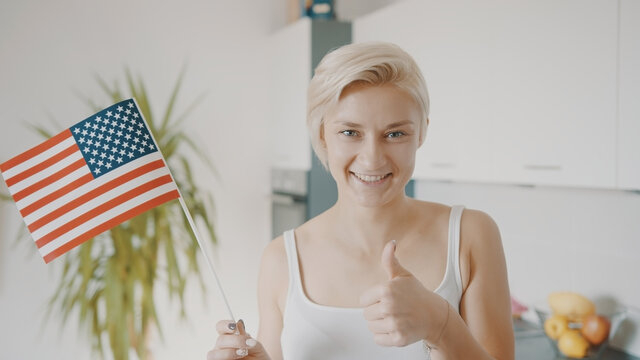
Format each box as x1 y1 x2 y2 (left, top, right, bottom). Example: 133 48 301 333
280 205 465 360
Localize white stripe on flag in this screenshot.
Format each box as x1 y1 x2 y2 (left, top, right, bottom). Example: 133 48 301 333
22 152 165 224
15 166 91 210
7 151 84 194
30 166 171 240
38 182 178 257
0 136 76 179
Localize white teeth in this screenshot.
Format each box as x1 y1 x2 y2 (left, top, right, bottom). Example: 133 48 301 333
353 173 388 183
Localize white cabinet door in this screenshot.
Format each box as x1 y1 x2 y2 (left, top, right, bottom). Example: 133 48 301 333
354 1 474 182
268 18 312 171
618 0 640 189
490 0 617 189
355 0 618 188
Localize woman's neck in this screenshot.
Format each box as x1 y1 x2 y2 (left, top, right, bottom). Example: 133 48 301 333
328 195 415 256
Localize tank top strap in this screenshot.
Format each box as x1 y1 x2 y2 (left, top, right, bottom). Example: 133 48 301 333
283 229 301 298
447 205 465 299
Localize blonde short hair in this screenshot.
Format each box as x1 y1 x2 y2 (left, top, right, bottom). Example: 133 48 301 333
307 41 430 169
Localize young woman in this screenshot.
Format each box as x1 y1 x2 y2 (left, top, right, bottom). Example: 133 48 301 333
208 42 514 360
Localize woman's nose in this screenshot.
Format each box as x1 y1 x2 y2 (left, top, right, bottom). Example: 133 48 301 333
358 137 385 168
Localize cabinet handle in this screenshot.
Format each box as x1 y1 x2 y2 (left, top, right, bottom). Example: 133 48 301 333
523 164 563 171
430 162 456 169
271 194 295 205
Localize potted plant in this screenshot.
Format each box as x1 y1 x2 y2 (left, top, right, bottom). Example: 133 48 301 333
3 69 217 360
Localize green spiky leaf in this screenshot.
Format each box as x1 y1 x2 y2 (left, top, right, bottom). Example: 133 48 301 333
0 68 218 360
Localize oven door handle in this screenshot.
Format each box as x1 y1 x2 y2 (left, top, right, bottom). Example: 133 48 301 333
271 193 296 205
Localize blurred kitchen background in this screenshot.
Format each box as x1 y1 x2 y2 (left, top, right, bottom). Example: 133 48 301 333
1 0 639 359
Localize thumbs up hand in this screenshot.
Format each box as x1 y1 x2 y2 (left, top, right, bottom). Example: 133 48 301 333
360 240 449 347
381 239 413 279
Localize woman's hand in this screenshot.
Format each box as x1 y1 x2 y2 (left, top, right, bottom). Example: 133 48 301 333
207 319 271 360
360 240 449 347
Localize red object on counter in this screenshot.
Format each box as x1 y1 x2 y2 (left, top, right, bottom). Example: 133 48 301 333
511 296 529 318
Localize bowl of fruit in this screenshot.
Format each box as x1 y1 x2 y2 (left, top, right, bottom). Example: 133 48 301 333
536 292 627 359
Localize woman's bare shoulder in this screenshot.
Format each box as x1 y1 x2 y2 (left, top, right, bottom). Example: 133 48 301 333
258 236 289 313
460 208 501 246
459 208 504 288
261 235 287 274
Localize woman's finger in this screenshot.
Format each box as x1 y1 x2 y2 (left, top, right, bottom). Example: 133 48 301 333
207 347 248 360
359 284 390 307
373 332 398 347
215 334 253 349
216 320 238 335
366 317 394 335
362 301 389 321
236 319 246 335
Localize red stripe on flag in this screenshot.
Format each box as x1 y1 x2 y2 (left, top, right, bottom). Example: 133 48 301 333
0 130 72 173
35 174 175 249
19 173 93 217
12 158 87 202
5 144 79 187
42 190 180 263
27 159 166 232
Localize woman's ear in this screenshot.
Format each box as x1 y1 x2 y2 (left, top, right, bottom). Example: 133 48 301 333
319 123 327 148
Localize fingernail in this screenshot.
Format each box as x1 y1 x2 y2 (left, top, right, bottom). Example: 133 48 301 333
228 322 236 331
246 338 257 347
391 239 397 250
236 348 248 356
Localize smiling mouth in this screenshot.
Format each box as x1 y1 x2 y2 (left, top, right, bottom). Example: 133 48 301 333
350 172 392 184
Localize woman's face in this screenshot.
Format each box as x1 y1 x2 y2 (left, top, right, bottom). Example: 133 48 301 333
323 83 422 208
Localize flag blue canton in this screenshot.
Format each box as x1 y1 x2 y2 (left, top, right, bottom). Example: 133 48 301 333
70 99 157 178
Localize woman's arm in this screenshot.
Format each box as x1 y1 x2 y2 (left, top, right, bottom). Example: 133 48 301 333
256 236 288 360
430 209 514 360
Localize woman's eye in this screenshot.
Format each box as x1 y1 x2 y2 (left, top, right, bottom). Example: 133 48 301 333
386 131 405 138
340 130 358 137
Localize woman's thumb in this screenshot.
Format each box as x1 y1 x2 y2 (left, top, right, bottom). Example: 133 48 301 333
381 240 412 279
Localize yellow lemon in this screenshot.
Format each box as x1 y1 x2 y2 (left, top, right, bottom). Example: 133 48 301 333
544 314 570 340
558 330 590 358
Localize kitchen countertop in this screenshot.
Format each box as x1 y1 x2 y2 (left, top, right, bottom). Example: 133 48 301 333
514 318 639 360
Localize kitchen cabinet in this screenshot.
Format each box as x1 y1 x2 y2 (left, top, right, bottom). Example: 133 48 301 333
354 1 477 182
268 18 351 173
267 18 350 220
354 0 618 188
491 0 617 189
618 0 640 189
268 18 313 171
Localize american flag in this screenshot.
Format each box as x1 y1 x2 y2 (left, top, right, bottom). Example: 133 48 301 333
0 99 180 263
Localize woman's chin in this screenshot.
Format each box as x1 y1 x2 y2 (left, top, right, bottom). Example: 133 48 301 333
350 190 405 208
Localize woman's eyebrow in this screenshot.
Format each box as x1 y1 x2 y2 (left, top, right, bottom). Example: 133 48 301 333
387 120 414 128
335 120 414 128
336 121 362 128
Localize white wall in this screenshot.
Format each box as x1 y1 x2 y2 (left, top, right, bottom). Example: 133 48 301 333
0 0 410 358
416 180 640 356
5 0 638 358
0 0 276 359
